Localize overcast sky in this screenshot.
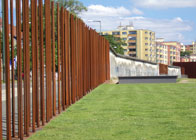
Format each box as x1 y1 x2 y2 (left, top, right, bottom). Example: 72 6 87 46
79 0 196 45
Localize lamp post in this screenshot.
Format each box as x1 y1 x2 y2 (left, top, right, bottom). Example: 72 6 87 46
88 20 102 35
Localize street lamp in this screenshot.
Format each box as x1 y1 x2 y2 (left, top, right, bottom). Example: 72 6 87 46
88 20 102 35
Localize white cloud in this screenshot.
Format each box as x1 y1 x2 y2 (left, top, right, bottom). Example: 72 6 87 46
80 5 193 44
81 5 144 19
173 17 183 22
131 8 143 15
82 5 131 17
132 0 196 8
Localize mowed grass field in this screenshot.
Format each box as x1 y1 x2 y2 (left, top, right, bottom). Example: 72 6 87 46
29 82 196 140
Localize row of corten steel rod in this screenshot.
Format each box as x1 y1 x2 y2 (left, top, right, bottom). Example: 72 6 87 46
0 0 110 139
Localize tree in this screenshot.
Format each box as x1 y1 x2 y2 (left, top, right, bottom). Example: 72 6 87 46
103 35 125 55
55 0 87 15
181 51 191 57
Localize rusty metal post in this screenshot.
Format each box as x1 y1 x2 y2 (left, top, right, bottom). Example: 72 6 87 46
75 18 79 101
63 9 66 108
10 0 15 136
65 10 70 106
57 4 61 114
16 0 23 138
23 0 30 136
39 0 45 126
67 12 71 106
107 41 110 80
35 0 40 127
60 7 65 110
45 0 52 122
4 0 11 139
82 24 86 96
51 2 56 116
0 21 2 140
31 0 36 132
70 15 76 104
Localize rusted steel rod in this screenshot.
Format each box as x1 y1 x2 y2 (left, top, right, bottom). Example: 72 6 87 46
16 0 23 138
45 0 52 122
67 12 71 106
0 19 2 140
63 9 66 109
65 9 70 106
57 4 61 114
23 0 30 136
10 0 15 137
4 0 12 139
51 2 56 116
35 0 40 128
39 0 45 126
31 0 36 132
70 15 76 104
60 7 65 110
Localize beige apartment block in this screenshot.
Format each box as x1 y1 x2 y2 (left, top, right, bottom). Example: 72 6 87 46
156 42 168 65
102 24 156 62
162 42 181 65
193 41 196 54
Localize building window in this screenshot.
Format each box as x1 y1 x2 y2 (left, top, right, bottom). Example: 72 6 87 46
145 43 148 46
145 37 148 40
112 32 120 35
129 43 136 46
129 37 136 40
122 32 127 35
145 31 148 34
129 31 137 34
145 49 148 51
122 38 127 41
104 33 109 35
145 54 148 56
129 54 136 57
129 48 136 52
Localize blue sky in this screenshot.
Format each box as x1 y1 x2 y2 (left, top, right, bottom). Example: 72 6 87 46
0 0 195 44
79 0 196 45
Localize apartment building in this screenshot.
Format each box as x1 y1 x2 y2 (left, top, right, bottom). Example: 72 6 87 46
156 42 168 65
102 24 156 62
180 43 186 52
193 41 196 54
185 45 193 53
162 42 181 65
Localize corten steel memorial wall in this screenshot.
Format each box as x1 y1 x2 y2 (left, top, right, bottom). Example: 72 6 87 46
0 0 110 139
173 62 196 78
159 64 168 75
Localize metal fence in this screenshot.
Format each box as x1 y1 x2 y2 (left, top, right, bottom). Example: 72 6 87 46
173 62 196 78
0 0 110 139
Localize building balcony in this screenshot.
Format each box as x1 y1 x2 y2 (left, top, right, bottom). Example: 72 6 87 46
128 40 136 43
128 34 137 37
128 46 136 49
128 51 136 54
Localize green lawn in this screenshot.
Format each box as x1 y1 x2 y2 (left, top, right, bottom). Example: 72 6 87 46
29 83 196 140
